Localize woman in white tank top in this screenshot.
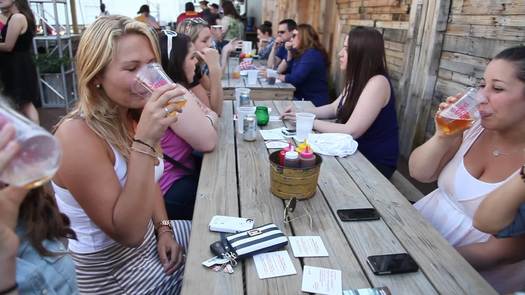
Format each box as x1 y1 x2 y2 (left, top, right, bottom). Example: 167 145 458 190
409 46 525 294
52 16 191 294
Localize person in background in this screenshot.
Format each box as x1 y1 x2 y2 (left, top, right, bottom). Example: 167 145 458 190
158 32 218 220
256 21 274 60
198 0 217 26
282 27 398 178
409 46 525 294
176 2 200 25
209 3 220 19
219 0 243 41
0 118 78 294
0 8 7 32
267 18 296 69
0 0 40 123
276 24 329 107
97 3 109 18
176 18 224 115
135 4 160 30
52 16 190 294
474 160 525 237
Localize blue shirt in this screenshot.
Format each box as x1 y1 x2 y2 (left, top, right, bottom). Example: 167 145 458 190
337 80 399 169
276 45 287 61
16 226 79 295
496 204 525 238
284 48 329 106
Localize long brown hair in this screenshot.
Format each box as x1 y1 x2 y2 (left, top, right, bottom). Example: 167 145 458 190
337 27 389 123
18 184 76 256
222 1 240 20
13 0 36 33
292 24 329 68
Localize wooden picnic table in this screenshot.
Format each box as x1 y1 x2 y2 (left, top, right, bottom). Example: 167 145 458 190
221 57 296 100
181 100 497 295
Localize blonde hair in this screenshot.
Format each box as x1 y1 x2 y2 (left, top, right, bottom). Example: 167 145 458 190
58 15 160 160
176 17 209 42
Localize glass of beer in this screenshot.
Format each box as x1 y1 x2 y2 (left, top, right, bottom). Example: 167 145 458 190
435 88 483 135
0 101 61 188
131 63 187 115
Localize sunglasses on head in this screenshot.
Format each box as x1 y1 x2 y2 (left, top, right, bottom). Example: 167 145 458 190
162 30 178 61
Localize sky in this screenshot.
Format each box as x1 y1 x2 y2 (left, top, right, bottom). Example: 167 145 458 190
33 0 221 27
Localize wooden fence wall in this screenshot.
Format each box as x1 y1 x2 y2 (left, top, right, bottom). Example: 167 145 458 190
262 0 525 157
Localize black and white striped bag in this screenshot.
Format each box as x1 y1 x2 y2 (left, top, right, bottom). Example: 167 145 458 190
224 223 288 260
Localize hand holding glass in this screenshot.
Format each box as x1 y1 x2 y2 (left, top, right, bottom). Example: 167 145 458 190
131 63 187 114
436 88 484 135
0 104 61 188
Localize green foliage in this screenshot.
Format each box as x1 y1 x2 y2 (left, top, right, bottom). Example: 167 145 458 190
34 54 71 74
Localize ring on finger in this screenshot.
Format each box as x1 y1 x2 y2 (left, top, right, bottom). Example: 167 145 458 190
163 106 170 116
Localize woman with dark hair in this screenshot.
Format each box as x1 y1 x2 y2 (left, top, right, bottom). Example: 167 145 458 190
277 24 329 107
158 31 218 220
409 46 525 293
219 0 243 40
0 117 78 294
0 0 40 123
282 26 399 178
257 21 274 60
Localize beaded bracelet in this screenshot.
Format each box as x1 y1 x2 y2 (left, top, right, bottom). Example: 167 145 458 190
0 283 18 295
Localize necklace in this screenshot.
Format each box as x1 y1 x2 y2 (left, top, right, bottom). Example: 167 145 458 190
492 147 525 157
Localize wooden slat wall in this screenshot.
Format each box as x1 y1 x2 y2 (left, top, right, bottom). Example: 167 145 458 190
261 0 525 156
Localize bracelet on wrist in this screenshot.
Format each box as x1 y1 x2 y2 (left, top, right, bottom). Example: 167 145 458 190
132 138 156 153
156 228 174 238
130 146 160 165
0 283 17 295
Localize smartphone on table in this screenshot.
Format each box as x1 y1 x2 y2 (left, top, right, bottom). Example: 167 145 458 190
366 253 419 275
337 208 380 221
281 127 296 136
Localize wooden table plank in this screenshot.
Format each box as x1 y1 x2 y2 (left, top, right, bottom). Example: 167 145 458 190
181 102 243 295
259 101 372 290
336 153 497 294
234 102 303 295
272 101 438 294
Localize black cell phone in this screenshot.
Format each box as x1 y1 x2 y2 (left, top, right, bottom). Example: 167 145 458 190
281 128 296 136
337 208 380 221
366 253 419 275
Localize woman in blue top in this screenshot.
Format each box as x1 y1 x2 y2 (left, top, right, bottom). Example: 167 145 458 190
0 121 78 295
277 24 329 107
282 26 399 178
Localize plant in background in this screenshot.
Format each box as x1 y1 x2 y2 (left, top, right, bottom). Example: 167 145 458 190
34 54 71 74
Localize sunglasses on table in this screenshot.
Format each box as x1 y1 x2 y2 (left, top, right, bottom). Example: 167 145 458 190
283 197 313 229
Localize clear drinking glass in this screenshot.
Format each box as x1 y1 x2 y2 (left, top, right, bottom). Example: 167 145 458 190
0 103 61 188
436 88 483 135
296 112 316 142
131 63 187 113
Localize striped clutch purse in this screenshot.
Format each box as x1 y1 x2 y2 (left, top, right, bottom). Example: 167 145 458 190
225 223 288 259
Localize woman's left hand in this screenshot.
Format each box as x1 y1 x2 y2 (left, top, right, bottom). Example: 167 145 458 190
197 48 220 70
156 231 185 275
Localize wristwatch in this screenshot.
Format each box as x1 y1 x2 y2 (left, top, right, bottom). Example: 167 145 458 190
156 220 172 230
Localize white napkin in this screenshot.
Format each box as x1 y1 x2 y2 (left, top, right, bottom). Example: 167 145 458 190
307 133 358 157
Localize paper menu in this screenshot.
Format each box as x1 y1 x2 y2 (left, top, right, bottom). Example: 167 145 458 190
301 266 342 295
289 236 329 257
259 128 286 141
253 250 297 279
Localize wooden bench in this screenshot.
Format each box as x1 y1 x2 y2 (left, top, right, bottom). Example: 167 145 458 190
390 171 425 203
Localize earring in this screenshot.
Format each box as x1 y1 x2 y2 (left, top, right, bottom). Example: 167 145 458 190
95 84 101 89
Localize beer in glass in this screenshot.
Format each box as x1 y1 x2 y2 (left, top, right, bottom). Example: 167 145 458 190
436 88 481 135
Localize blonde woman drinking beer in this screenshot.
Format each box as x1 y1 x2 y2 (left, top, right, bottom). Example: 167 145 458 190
409 46 525 294
52 16 190 294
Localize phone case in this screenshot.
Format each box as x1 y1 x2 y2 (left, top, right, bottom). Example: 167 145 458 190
209 215 255 233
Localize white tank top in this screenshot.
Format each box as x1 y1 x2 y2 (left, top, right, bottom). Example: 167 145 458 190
52 144 164 253
414 121 525 294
